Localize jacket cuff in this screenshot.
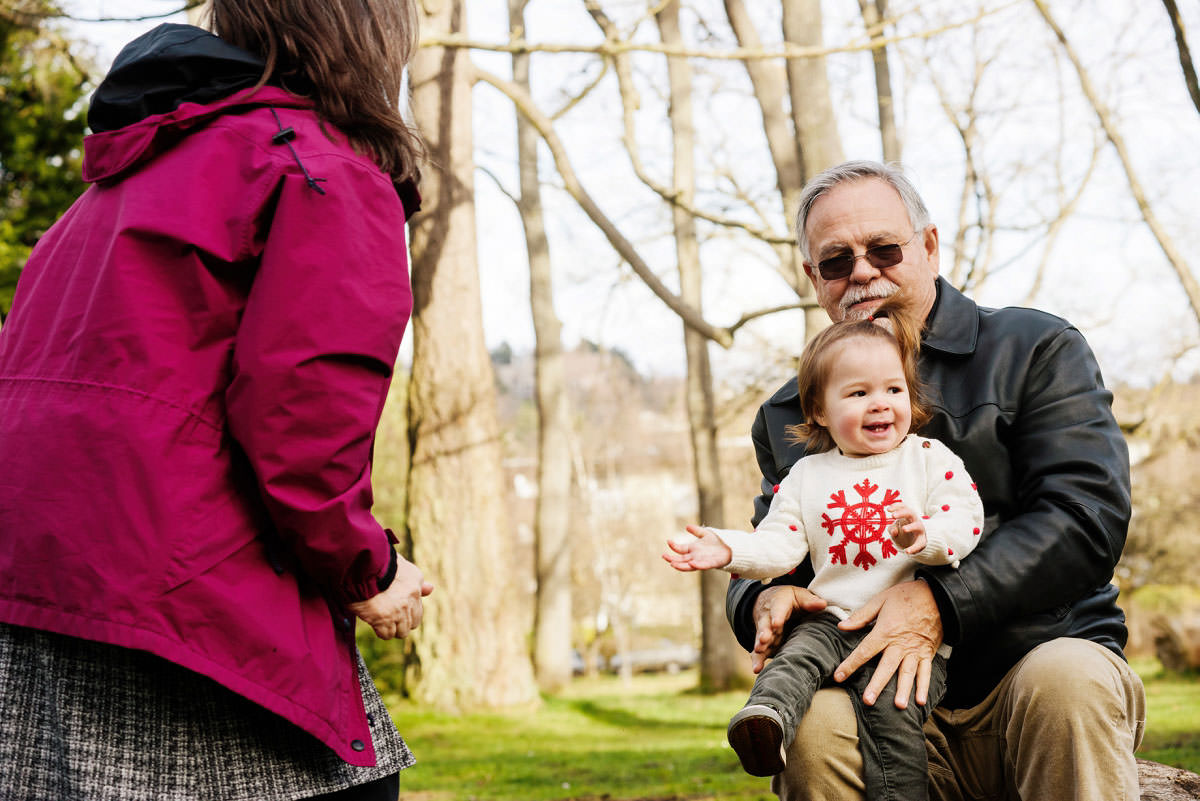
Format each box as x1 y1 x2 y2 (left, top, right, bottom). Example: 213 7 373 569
726 576 766 652
376 543 399 592
917 568 963 645
333 531 399 604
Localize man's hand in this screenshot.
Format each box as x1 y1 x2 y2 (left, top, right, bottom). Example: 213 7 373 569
750 585 828 674
347 556 434 640
835 579 942 709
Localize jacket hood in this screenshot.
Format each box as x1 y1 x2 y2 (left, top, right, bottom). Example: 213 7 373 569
88 24 267 134
82 25 310 185
82 23 421 215
82 86 308 185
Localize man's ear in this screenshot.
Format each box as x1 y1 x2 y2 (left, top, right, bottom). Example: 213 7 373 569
922 224 940 276
802 260 818 284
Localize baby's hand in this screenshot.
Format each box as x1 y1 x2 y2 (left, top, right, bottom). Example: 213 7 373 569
663 524 733 572
887 503 927 554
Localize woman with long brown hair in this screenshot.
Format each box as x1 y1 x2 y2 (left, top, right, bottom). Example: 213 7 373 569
0 2 428 799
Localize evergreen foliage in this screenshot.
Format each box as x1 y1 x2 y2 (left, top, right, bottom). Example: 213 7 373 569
0 2 90 315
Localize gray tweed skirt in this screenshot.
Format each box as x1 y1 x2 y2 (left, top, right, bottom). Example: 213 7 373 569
0 623 414 801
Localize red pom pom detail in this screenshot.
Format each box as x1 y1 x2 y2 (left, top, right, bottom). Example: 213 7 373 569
789 524 798 531
945 471 954 480
973 527 980 536
922 441 931 448
948 549 954 556
922 515 930 520
941 504 950 511
772 484 780 493
971 483 977 490
788 568 796 575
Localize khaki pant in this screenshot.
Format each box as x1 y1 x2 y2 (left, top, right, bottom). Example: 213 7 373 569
771 638 1146 801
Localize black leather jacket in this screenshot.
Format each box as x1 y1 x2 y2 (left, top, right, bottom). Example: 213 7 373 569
726 278 1130 708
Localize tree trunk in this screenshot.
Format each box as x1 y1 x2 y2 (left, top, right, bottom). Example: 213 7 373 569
510 0 574 694
781 0 844 182
858 0 901 163
405 0 537 709
721 0 806 293
1138 759 1200 800
780 0 843 339
656 0 743 692
185 1 207 26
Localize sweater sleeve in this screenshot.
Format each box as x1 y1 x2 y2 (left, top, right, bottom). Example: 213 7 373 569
906 439 985 568
713 469 811 580
225 161 411 605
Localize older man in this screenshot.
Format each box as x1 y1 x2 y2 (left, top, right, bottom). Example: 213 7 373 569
726 161 1145 800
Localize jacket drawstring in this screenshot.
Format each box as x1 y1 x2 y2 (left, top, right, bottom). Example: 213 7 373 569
269 107 327 195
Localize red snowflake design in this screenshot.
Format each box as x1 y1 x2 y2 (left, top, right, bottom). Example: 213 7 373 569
822 479 900 570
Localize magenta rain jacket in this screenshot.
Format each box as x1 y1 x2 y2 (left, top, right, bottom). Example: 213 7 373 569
0 78 412 765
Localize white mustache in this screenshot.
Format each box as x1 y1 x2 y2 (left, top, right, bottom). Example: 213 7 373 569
840 279 900 319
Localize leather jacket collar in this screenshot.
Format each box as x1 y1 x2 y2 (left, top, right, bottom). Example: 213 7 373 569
923 276 979 356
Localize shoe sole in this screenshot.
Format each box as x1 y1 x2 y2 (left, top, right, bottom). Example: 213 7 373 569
728 712 786 777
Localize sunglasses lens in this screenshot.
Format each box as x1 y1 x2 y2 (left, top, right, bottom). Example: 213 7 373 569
865 244 904 269
815 237 911 280
817 255 854 280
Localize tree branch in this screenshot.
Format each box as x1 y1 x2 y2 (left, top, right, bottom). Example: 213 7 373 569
584 0 794 246
1033 0 1200 329
727 302 817 335
49 1 204 23
471 63 736 348
421 6 1016 62
1161 0 1200 117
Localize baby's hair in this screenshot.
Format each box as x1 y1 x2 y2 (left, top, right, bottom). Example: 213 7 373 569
785 296 930 453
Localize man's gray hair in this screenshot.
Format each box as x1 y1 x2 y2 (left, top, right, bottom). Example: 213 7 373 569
795 161 932 262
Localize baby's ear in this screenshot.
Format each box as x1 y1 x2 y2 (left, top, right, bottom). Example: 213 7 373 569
811 406 827 428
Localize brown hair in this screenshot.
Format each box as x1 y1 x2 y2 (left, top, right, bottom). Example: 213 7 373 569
208 0 424 186
786 296 930 453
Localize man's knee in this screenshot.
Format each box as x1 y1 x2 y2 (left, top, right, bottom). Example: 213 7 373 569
773 688 865 801
998 639 1145 800
1006 639 1143 735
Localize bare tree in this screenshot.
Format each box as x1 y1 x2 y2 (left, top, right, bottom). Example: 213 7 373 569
509 0 575 693
922 38 997 291
721 0 806 292
1161 0 1200 116
780 0 843 337
782 0 844 183
1032 0 1200 329
655 0 743 691
185 0 207 25
858 0 901 163
405 0 537 709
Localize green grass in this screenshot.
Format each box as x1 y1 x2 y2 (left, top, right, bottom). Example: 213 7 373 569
385 661 1199 800
1133 658 1200 773
386 671 774 800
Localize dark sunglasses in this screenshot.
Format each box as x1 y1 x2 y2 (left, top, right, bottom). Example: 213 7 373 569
815 231 919 281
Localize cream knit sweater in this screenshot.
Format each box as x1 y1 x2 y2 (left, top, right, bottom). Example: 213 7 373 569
711 435 984 619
